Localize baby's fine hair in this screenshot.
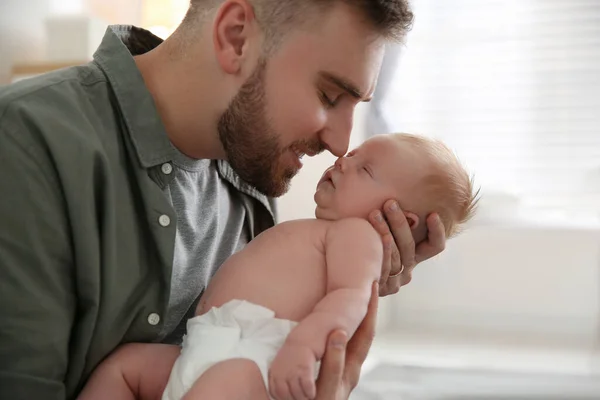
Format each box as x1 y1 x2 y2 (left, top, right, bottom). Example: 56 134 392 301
391 133 480 238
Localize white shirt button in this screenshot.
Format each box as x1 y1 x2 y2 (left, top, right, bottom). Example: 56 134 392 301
161 163 173 175
158 214 171 227
147 313 161 326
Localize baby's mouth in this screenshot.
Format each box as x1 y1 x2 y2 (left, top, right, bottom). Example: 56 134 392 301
317 167 335 188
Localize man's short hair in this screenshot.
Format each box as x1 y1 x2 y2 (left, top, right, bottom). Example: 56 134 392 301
182 0 414 50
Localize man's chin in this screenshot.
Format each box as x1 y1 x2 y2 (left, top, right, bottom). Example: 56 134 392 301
265 171 297 198
265 184 290 198
232 164 297 198
250 177 292 198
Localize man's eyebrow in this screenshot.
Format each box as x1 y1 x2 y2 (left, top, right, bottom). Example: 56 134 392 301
319 72 372 102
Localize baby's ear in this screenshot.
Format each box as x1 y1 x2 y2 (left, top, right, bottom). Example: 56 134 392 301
405 211 428 245
404 211 420 231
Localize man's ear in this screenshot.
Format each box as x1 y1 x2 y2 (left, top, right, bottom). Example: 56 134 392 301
212 0 257 75
404 211 420 231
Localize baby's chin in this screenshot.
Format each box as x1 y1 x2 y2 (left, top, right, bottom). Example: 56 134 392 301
314 207 334 221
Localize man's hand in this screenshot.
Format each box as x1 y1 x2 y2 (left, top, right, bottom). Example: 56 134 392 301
369 200 447 295
314 282 378 400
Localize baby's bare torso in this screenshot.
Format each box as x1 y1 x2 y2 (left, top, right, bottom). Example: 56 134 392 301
197 219 332 322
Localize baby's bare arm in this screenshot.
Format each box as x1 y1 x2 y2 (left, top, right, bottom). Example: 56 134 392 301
285 218 383 359
77 343 180 400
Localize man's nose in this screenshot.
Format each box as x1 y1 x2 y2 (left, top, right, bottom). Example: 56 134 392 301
326 137 350 158
320 110 354 157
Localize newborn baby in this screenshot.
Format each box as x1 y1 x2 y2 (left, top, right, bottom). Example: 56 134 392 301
78 133 478 400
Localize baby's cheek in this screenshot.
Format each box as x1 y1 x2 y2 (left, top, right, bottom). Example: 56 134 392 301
336 195 372 220
357 194 386 216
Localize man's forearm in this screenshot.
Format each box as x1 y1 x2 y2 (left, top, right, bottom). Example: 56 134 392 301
284 286 371 359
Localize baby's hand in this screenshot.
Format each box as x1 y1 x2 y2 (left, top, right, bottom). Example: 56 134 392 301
268 342 317 400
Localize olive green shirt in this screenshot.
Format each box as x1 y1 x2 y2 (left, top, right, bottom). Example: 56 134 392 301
0 25 276 399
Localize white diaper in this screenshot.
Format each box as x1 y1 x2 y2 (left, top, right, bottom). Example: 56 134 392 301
161 299 302 400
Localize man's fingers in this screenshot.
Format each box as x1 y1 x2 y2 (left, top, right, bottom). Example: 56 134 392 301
381 239 403 295
389 239 402 273
415 213 446 264
369 210 392 237
383 200 416 269
369 210 400 296
315 330 347 399
378 234 393 287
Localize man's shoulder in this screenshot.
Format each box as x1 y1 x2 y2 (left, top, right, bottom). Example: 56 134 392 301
0 63 118 157
0 62 107 116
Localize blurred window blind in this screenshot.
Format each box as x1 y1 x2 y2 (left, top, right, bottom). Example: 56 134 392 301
380 0 600 213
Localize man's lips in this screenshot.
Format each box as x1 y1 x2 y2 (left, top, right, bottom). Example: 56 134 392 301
289 144 322 170
291 144 321 161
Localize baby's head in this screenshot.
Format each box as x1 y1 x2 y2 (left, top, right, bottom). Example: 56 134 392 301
314 133 479 243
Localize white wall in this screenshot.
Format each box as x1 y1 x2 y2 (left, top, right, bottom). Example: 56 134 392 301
390 223 600 349
0 0 52 84
0 0 141 84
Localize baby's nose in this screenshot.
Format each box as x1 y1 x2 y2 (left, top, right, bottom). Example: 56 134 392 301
334 157 346 171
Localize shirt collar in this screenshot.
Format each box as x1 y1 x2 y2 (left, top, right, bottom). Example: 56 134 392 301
93 25 176 168
93 25 277 219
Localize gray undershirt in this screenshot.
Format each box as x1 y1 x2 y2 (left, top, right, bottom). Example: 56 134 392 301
159 150 251 344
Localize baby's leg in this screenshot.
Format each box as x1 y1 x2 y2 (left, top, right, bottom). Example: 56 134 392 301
182 359 269 400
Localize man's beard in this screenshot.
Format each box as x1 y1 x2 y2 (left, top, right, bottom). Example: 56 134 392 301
217 59 322 197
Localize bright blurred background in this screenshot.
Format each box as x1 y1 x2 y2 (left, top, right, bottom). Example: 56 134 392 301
1 0 600 398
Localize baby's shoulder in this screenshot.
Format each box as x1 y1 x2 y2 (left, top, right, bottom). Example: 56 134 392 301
277 219 379 249
270 218 332 235
327 217 377 236
270 218 376 238
258 219 332 251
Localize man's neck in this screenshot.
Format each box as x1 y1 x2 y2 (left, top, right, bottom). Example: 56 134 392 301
133 40 227 161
